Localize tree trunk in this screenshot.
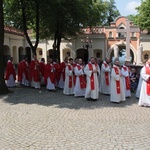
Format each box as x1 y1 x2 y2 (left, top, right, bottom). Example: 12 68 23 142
20 0 39 56
0 0 10 94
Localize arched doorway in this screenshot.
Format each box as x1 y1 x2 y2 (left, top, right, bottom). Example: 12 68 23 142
12 46 18 64
76 48 89 64
18 46 24 62
142 50 150 62
47 49 57 60
3 45 11 66
25 47 31 63
93 49 102 60
63 48 71 60
110 45 134 65
36 48 43 61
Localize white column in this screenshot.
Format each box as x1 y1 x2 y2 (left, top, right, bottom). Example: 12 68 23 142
126 20 131 61
137 45 143 65
113 44 119 59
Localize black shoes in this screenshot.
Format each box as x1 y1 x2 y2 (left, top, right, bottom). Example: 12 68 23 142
86 98 97 101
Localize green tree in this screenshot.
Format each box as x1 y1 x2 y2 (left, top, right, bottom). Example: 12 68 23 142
103 0 120 25
39 0 105 62
136 0 150 33
0 0 9 94
4 0 40 56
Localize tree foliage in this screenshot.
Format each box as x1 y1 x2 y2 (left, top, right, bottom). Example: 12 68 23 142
136 0 150 33
3 0 120 61
103 0 120 25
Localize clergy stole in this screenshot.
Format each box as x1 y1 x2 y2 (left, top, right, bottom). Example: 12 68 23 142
103 63 109 85
88 63 96 90
122 66 130 90
113 67 121 94
145 66 150 95
77 65 86 89
68 65 73 88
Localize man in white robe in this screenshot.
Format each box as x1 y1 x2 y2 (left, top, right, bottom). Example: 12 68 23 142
58 57 68 89
121 61 131 98
100 58 111 95
110 59 125 103
84 57 100 101
74 58 86 97
136 74 142 99
63 58 74 95
138 59 150 107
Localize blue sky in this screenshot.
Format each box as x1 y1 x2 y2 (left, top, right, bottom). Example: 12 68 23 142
115 0 141 16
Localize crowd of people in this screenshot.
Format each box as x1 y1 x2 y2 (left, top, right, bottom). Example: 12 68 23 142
4 55 150 107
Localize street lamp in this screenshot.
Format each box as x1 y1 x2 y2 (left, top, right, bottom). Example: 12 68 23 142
81 35 92 49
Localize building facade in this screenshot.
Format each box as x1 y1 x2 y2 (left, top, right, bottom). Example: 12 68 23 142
4 16 150 65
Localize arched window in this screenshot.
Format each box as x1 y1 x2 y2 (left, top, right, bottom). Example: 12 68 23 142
109 31 113 38
96 52 100 58
39 50 42 55
118 27 125 37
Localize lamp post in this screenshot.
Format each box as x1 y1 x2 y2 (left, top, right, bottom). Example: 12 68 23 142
81 35 92 63
81 35 92 50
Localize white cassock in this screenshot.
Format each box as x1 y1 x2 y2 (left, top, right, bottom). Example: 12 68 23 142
63 64 74 95
121 65 131 97
74 65 86 97
110 65 126 102
138 66 150 106
99 61 111 94
84 63 100 100
136 72 142 98
58 73 64 89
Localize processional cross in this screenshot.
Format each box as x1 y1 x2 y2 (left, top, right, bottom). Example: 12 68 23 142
116 19 140 61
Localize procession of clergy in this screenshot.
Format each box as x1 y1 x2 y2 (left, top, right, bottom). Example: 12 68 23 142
4 55 150 107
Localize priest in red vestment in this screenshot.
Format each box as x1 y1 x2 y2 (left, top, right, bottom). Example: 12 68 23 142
44 58 55 91
18 56 30 86
110 59 125 103
29 55 41 89
5 57 16 87
84 57 100 101
58 57 68 89
39 58 46 85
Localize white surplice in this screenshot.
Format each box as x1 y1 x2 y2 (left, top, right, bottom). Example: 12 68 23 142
121 65 131 97
99 61 111 94
136 73 142 98
74 64 85 97
63 64 74 95
110 65 126 103
6 74 15 87
84 62 100 99
138 66 150 106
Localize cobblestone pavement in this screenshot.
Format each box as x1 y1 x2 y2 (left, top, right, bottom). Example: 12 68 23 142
0 86 150 150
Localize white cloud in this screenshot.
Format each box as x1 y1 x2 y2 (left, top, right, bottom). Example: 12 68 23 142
125 1 141 15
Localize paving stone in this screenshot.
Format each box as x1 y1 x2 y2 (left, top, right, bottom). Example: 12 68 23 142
0 86 150 149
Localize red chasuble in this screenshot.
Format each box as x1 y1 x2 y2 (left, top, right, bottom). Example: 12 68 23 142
103 62 109 85
44 64 55 84
60 62 66 81
76 65 86 89
122 66 130 90
39 62 45 77
113 67 121 94
5 61 16 80
88 63 95 90
145 66 150 95
18 62 22 82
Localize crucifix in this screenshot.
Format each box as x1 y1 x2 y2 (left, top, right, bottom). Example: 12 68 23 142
116 19 140 61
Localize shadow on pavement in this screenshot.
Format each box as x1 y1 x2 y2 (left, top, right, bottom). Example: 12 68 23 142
1 86 138 110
